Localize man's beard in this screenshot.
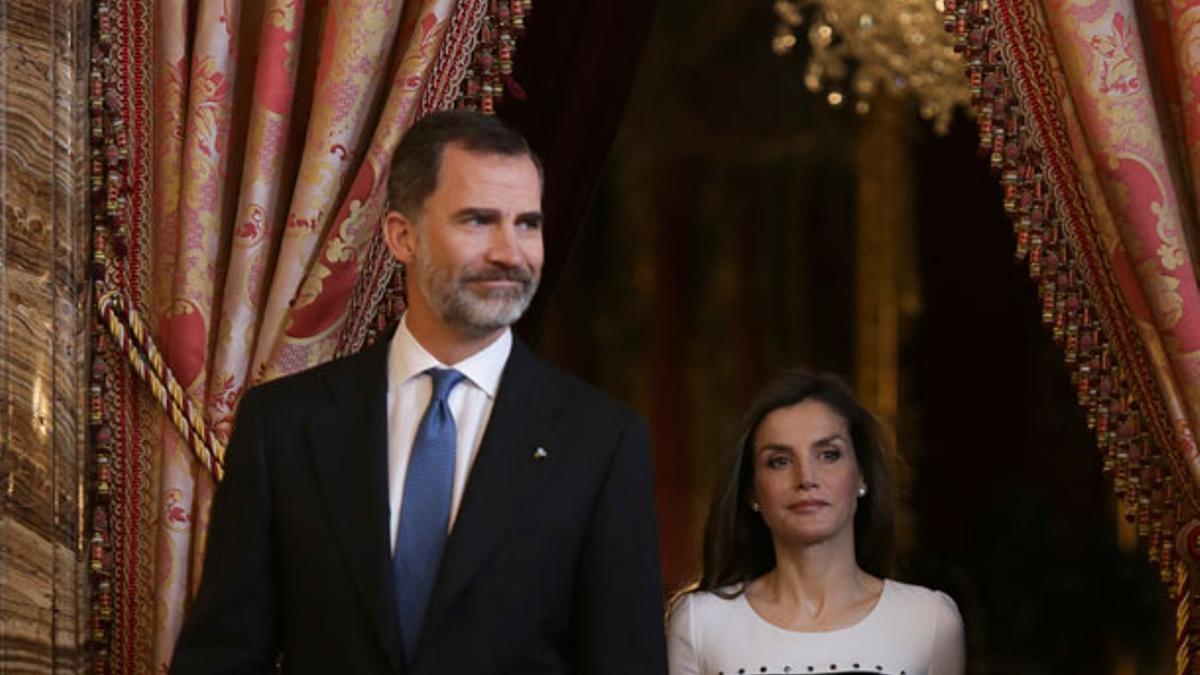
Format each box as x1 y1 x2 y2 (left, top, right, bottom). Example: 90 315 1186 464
411 248 540 338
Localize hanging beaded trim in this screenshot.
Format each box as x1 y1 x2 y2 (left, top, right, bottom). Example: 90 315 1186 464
454 0 531 115
88 0 125 669
340 0 533 355
947 0 1199 667
92 0 174 665
419 0 491 118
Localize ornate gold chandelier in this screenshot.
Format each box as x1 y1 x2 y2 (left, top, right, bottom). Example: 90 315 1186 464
772 0 970 133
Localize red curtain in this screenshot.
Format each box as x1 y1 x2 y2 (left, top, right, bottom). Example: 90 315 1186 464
950 0 1200 665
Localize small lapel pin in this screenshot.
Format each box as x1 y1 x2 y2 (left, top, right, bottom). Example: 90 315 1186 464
533 447 548 460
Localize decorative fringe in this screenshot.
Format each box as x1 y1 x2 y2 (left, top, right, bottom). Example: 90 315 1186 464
946 0 1198 667
457 0 532 114
335 229 402 358
418 0 491 119
89 0 123 669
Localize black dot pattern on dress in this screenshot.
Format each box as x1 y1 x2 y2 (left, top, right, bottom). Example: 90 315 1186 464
715 662 902 672
720 663 902 674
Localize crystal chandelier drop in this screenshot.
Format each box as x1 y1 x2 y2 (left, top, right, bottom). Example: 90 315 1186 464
772 0 970 133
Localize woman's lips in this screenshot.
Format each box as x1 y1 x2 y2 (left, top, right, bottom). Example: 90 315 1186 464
786 499 830 512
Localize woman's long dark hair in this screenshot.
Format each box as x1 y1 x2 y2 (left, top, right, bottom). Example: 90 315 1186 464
696 368 897 597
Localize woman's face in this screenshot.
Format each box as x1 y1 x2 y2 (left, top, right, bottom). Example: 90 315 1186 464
750 399 865 550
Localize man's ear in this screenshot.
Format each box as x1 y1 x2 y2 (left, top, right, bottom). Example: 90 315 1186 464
382 209 416 265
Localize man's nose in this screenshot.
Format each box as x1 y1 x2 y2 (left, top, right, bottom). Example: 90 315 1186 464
486 223 524 266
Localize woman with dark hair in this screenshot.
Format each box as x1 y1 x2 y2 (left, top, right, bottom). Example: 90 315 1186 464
667 369 963 675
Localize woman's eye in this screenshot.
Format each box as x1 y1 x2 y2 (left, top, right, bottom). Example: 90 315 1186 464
766 455 790 469
819 448 842 462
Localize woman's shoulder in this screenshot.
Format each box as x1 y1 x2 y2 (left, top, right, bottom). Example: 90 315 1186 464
669 585 747 622
674 584 744 606
881 580 966 668
881 579 963 624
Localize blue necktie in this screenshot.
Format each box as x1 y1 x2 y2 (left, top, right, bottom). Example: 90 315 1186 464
394 367 465 662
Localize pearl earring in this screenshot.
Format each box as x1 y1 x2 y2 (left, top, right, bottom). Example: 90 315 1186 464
750 502 761 512
857 485 868 498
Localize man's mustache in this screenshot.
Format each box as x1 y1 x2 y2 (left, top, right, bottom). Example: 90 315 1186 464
461 265 536 285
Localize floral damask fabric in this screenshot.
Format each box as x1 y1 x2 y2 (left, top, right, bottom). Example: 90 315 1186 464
148 0 462 668
1041 0 1200 490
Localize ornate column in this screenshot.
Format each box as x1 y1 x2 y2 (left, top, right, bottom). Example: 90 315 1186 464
0 0 91 671
855 94 917 433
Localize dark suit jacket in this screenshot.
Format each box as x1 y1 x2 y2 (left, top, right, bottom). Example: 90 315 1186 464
170 336 667 674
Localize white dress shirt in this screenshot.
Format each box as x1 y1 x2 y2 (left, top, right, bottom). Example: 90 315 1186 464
386 314 512 553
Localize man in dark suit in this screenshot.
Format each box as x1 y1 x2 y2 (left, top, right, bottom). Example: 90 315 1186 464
170 111 667 674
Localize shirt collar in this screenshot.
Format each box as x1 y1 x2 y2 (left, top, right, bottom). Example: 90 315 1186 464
389 313 512 397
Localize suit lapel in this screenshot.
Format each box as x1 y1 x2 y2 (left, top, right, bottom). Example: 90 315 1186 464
422 340 556 635
307 337 403 672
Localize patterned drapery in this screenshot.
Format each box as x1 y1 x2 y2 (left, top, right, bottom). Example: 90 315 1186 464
87 0 530 671
948 0 1200 665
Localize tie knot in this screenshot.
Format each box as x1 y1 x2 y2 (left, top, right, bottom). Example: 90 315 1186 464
426 367 465 403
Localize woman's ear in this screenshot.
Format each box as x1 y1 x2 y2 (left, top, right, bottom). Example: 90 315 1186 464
747 490 761 512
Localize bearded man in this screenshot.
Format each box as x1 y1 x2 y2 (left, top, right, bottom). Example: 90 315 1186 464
171 111 667 674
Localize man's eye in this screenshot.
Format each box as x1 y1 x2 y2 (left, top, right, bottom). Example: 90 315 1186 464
517 219 542 230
